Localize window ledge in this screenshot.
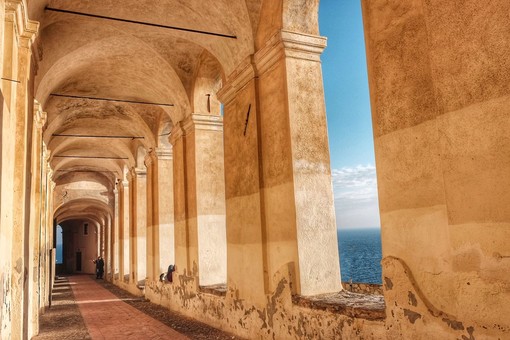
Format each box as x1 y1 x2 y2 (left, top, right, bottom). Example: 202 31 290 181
292 290 386 321
199 283 227 297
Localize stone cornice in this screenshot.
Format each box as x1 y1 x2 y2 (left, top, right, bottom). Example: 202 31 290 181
5 0 39 49
144 147 173 167
217 56 255 105
254 30 326 76
155 147 173 160
218 30 326 105
182 113 223 134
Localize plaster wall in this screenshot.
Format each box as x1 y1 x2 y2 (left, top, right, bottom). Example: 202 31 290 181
362 0 510 338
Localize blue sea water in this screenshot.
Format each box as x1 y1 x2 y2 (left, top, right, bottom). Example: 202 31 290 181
337 228 382 284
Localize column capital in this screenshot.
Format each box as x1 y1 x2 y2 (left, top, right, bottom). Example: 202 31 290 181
182 113 223 134
169 124 184 146
127 167 137 181
134 167 147 178
217 30 326 106
254 29 326 76
120 180 129 189
34 100 47 129
144 151 156 168
5 0 39 48
43 148 51 163
49 180 56 191
217 56 255 105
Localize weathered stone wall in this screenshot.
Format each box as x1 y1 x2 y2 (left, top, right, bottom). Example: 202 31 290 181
145 265 386 339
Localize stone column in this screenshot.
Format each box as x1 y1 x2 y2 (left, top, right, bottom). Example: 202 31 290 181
155 149 174 275
41 161 52 309
0 7 16 334
145 148 174 281
218 30 341 298
46 178 56 305
181 114 227 287
27 102 46 337
170 126 189 277
104 216 111 276
118 180 130 282
145 153 155 281
8 2 38 337
112 188 119 279
96 222 102 257
38 148 49 311
129 167 147 285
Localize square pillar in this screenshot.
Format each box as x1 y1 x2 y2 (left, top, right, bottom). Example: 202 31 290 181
218 30 341 298
27 103 46 337
112 188 119 279
7 3 38 337
170 116 227 286
128 167 147 285
182 114 227 287
145 148 174 281
170 126 189 277
118 180 130 281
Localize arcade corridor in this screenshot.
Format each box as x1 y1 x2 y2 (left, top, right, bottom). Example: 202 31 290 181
1 0 509 338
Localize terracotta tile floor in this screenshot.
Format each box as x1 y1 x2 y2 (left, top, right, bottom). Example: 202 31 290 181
69 275 189 339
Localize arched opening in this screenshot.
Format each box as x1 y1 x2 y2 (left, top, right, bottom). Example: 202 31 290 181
320 0 382 287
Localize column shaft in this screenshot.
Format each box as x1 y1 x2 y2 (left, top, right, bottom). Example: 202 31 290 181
218 30 341 298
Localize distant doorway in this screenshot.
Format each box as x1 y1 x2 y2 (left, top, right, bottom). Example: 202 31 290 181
76 252 82 271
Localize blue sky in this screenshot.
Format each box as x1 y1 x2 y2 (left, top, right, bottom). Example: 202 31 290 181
319 0 380 229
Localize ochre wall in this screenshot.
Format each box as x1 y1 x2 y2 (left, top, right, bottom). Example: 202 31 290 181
363 0 510 338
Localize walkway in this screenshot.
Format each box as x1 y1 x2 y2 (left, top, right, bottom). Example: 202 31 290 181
70 275 187 339
35 275 241 340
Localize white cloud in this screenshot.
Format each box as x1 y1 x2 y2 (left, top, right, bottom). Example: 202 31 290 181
331 164 380 228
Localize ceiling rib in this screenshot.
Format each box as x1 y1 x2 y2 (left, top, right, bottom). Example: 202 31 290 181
52 133 144 140
53 155 129 160
50 93 174 107
45 7 237 39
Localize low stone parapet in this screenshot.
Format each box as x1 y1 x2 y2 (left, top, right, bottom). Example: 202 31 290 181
342 281 383 295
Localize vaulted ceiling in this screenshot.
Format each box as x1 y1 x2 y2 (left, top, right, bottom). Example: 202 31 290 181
28 0 264 224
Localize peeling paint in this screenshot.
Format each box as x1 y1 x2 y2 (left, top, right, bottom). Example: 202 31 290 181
266 278 287 328
461 326 475 340
408 291 417 307
384 277 393 290
442 317 464 330
403 309 421 324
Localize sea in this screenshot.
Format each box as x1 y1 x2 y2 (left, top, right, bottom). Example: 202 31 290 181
337 228 382 284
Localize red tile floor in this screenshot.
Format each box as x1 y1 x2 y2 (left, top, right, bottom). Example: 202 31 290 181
69 275 189 339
